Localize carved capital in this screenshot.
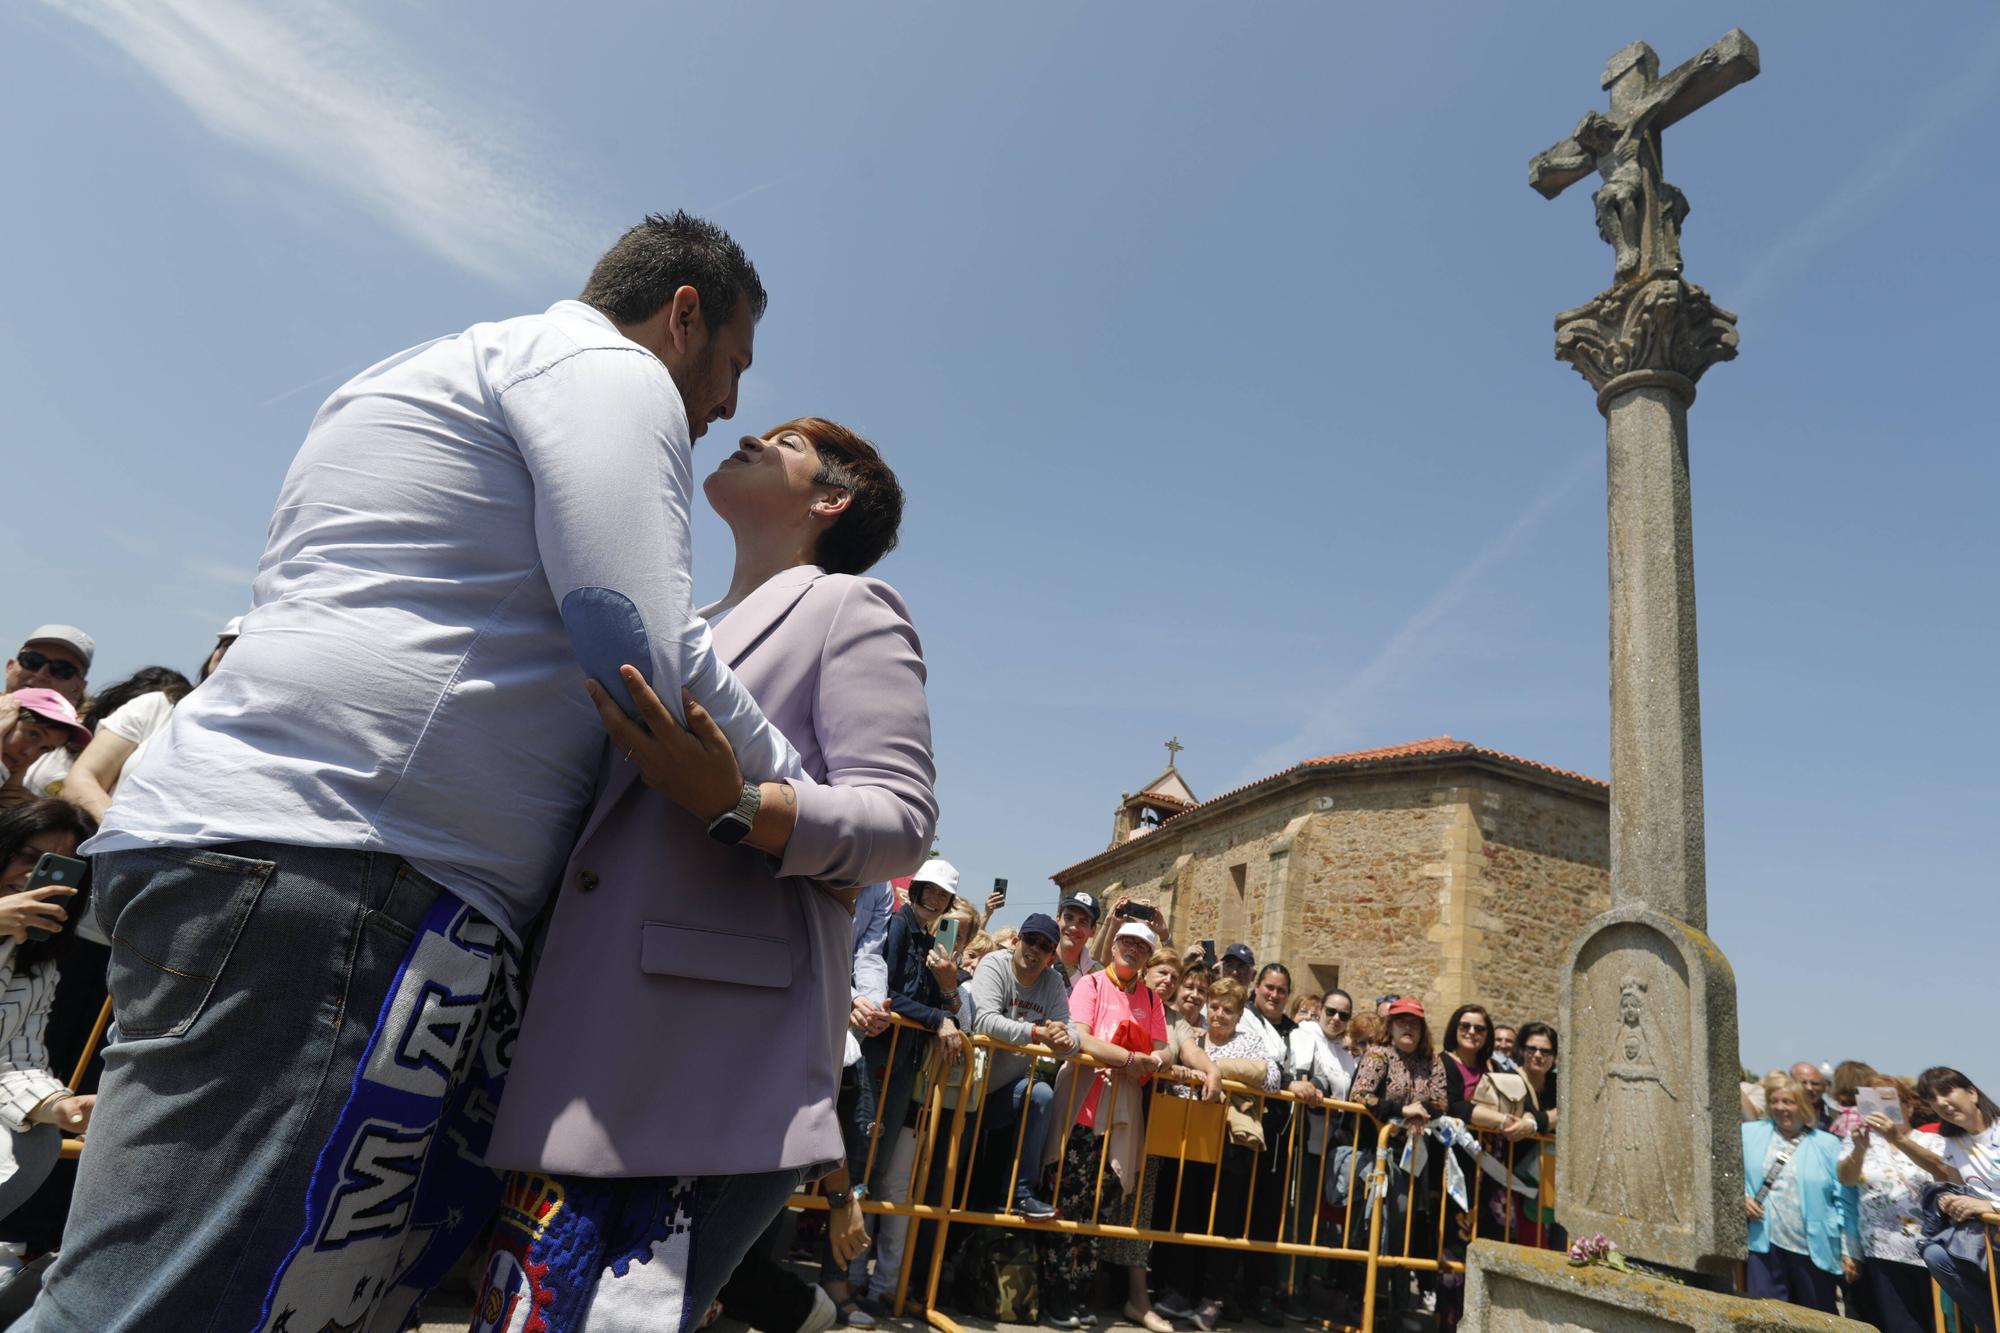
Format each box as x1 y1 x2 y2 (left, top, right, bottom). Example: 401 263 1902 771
1554 275 1738 410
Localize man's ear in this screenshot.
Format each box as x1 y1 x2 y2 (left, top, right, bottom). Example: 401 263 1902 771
665 285 704 356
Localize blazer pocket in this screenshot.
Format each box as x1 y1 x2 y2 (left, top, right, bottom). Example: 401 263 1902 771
639 922 792 989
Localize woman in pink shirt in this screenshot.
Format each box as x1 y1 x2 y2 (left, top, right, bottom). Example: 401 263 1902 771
1040 922 1199 1330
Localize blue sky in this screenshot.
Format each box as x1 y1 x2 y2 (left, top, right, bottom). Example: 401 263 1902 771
6 4 1994 1090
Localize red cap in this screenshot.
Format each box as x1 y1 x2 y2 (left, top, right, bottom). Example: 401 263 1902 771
1385 997 1427 1020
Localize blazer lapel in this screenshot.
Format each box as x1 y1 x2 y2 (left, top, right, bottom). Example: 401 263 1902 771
570 565 826 858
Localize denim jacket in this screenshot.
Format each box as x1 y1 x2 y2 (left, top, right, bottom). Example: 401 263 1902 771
863 905 949 1070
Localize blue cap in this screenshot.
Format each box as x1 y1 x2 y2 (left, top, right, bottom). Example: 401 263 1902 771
1019 912 1060 945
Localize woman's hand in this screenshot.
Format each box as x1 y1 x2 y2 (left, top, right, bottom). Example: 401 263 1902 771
1940 1192 1992 1223
926 947 958 990
1401 1102 1431 1127
0 885 73 944
1744 1195 1764 1222
585 670 742 822
1501 1114 1536 1142
1288 1078 1323 1108
830 1194 870 1266
1864 1112 1906 1144
1201 1066 1223 1103
33 1093 92 1133
937 1017 964 1064
1841 1256 1861 1284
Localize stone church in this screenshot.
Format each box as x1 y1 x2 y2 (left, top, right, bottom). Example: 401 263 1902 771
1050 738 1610 1030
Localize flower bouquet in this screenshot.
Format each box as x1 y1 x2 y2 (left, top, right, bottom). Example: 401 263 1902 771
1565 1233 1685 1284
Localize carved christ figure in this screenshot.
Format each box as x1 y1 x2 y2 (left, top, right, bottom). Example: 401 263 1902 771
1585 975 1682 1222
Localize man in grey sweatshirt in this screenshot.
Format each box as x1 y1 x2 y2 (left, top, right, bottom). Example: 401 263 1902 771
966 913 1080 1217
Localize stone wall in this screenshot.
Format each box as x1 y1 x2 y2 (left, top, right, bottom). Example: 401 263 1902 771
1055 760 1608 1028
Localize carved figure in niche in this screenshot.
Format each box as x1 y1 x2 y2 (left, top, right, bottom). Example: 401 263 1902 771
1585 973 1681 1221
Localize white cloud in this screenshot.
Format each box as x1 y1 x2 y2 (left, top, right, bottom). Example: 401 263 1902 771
42 0 598 286
1236 447 1599 783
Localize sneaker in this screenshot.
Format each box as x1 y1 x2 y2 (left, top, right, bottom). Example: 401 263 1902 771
1045 1307 1088 1329
1154 1289 1195 1321
800 1286 839 1333
1253 1294 1286 1327
1013 1192 1058 1220
1193 1299 1224 1332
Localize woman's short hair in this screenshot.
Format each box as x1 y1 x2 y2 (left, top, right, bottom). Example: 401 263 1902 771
1346 1013 1386 1050
1291 992 1322 1019
990 928 1020 951
1146 948 1183 978
961 930 996 961
1515 1021 1559 1061
769 416 904 576
1830 1060 1879 1108
1760 1070 1812 1123
1916 1066 2000 1138
1206 977 1247 1011
1444 1003 1494 1067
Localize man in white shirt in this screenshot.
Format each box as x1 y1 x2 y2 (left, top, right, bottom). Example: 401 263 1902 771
28 212 803 1333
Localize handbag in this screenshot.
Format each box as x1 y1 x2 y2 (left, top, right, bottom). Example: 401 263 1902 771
1145 1084 1225 1165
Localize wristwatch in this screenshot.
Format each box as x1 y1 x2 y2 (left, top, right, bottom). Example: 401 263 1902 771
826 1183 866 1208
706 782 761 844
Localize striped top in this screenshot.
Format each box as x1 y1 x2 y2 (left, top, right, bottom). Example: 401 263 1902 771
0 948 66 1131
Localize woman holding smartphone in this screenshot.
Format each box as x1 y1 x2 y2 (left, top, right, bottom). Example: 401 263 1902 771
0 799 100 1225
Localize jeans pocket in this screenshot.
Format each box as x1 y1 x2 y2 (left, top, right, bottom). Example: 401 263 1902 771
104 847 277 1039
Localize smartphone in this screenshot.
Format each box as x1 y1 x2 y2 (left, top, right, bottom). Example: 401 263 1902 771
991 877 1008 903
1200 938 1217 970
935 916 961 957
1127 903 1159 925
23 853 88 942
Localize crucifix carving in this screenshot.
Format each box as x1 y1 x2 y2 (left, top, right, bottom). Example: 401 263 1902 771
1531 31 1759 283
1164 736 1184 768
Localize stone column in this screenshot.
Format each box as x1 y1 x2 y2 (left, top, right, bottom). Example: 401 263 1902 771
1551 274 1747 1279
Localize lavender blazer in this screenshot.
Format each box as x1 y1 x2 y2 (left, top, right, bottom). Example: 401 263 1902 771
488 564 937 1178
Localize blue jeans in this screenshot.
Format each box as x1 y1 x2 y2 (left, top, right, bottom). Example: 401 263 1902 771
985 1075 1055 1201
1745 1246 1838 1314
1925 1238 1997 1333
25 843 516 1333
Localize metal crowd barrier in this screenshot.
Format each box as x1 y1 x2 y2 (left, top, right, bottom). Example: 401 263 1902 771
790 1016 1561 1333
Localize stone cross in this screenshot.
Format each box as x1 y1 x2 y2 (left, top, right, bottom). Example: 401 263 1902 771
1529 32 1761 1285
1164 736 1184 768
1530 31 1759 282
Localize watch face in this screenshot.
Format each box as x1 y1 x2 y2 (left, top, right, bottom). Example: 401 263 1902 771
711 812 753 845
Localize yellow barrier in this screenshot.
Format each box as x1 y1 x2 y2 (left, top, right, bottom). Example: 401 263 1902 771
792 1017 1562 1333
1929 1213 2000 1333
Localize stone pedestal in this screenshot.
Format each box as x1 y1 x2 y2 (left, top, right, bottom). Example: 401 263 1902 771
1464 1242 1867 1332
1557 904 1745 1275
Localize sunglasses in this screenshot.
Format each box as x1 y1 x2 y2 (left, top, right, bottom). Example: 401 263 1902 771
1523 1046 1555 1058
1017 935 1056 955
14 649 80 682
1323 1008 1352 1020
1458 1022 1490 1035
1373 995 1400 1006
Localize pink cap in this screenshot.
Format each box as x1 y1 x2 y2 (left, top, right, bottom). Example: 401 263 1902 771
10 688 92 748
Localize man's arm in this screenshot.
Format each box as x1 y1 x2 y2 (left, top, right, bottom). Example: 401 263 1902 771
850 884 891 1005
501 346 799 783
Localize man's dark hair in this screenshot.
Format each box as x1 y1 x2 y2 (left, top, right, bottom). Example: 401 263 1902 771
580 211 767 331
772 417 905 576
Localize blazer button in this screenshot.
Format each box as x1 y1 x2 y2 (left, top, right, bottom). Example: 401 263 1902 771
576 869 600 893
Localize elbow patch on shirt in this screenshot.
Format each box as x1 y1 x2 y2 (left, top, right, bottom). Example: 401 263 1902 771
560 586 653 720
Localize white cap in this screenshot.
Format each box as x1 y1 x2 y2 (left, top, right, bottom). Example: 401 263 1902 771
911 857 960 898
1113 921 1158 950
219 616 245 640
23 624 94 666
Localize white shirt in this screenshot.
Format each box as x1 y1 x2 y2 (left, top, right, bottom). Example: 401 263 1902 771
91 301 800 943
98 691 177 787
1943 1122 2000 1203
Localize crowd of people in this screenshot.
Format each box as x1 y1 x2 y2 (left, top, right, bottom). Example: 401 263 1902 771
0 206 1993 1333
